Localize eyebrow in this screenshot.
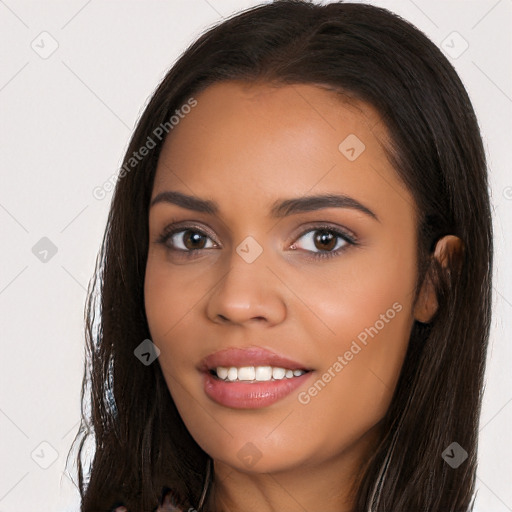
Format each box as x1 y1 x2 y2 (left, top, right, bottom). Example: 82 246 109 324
150 190 379 221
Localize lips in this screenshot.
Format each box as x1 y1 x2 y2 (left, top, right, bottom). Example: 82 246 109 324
199 346 314 409
199 347 311 372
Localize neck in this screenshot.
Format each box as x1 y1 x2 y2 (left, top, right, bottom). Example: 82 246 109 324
205 425 380 512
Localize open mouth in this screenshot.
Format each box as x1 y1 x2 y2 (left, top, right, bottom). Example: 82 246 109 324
201 347 314 407
209 365 311 382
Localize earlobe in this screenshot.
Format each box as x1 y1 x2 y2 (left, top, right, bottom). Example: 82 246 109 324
413 235 463 323
413 270 438 324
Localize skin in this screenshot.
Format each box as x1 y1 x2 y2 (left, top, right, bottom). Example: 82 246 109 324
144 81 456 512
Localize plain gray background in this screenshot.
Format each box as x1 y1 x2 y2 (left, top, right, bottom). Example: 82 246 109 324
0 1 511 510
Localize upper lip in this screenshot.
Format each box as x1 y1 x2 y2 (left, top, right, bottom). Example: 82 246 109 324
199 347 311 372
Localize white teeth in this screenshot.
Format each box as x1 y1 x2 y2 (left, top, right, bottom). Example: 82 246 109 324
255 366 272 381
217 367 229 380
238 366 255 381
272 367 286 380
227 367 238 381
214 366 306 382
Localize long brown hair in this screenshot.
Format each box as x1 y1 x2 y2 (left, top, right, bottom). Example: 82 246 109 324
71 1 493 510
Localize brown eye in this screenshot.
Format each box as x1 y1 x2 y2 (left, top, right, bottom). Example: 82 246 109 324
180 230 209 250
157 227 217 254
291 225 356 261
313 230 338 251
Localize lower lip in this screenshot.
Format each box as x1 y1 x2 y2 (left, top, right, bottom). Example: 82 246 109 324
203 371 312 409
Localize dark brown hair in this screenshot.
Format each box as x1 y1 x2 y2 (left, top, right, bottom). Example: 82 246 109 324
71 1 493 510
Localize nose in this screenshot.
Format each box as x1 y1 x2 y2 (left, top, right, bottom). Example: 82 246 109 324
205 250 287 327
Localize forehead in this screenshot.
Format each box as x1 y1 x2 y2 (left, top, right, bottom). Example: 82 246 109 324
161 80 386 153
152 80 414 223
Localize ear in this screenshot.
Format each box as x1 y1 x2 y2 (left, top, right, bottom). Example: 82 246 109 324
413 235 463 323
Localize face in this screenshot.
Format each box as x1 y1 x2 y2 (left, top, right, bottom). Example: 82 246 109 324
144 81 421 477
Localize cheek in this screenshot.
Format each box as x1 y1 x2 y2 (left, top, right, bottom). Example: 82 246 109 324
144 261 201 418
144 262 172 343
144 251 207 348
315 233 417 348
144 255 194 384
297 246 417 421
261 270 416 463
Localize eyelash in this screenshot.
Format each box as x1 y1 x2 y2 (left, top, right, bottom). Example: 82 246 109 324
155 223 357 261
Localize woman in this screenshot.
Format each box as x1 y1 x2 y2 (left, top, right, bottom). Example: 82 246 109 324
72 1 493 510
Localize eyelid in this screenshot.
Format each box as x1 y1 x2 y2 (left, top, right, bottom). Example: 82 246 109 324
155 220 358 256
156 221 220 245
158 220 356 241
287 222 357 246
